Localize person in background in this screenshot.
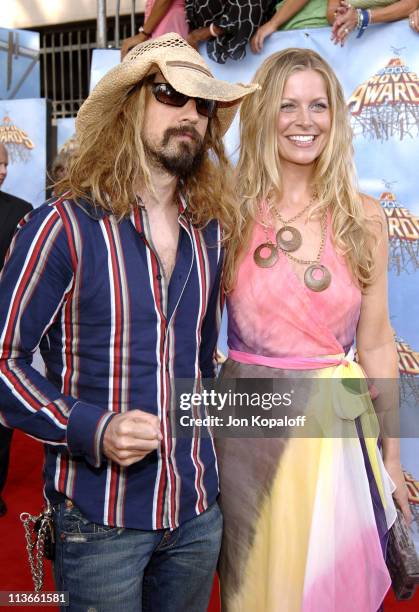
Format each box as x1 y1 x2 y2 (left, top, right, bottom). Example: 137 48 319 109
330 0 419 45
0 142 32 518
121 0 188 58
186 1 277 63
251 0 329 53
49 137 79 193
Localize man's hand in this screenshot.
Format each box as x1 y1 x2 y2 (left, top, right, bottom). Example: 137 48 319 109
121 32 149 59
103 409 162 466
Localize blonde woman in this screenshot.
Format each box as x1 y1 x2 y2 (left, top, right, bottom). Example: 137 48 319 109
217 48 411 612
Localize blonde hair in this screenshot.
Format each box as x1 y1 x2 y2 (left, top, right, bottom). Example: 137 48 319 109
224 48 378 291
55 79 238 239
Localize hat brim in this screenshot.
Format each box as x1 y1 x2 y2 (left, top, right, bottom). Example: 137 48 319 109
76 43 258 138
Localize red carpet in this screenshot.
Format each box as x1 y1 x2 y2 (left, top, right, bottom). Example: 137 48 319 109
0 431 57 612
0 430 417 612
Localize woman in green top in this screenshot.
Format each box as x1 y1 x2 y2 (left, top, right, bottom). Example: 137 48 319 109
251 0 331 52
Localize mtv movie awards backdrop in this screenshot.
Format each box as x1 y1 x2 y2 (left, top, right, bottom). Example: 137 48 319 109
0 29 46 205
0 98 48 206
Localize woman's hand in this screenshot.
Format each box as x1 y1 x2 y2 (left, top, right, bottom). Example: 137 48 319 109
409 8 419 31
331 2 358 46
250 21 276 53
121 32 149 59
384 458 412 526
187 27 211 50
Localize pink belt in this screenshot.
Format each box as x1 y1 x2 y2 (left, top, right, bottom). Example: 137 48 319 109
228 348 354 371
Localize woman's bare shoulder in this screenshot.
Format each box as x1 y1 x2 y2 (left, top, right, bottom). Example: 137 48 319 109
359 192 386 225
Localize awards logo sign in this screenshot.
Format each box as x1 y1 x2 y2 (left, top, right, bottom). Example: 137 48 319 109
396 337 419 405
348 51 419 141
380 185 419 275
0 114 34 162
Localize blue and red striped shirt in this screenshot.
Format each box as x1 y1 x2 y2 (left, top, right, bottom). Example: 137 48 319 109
0 194 223 529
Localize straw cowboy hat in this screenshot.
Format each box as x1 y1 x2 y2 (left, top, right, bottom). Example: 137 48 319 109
76 33 259 137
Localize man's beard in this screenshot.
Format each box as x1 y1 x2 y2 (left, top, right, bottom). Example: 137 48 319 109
143 126 205 179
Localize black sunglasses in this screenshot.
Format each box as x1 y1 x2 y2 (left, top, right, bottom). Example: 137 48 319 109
150 82 217 119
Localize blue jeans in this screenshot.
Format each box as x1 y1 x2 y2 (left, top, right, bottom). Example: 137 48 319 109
53 500 222 612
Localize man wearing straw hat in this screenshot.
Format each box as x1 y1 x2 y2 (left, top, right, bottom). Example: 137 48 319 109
0 34 257 610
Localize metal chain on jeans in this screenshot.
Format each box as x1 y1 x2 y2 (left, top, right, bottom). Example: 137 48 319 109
20 505 53 592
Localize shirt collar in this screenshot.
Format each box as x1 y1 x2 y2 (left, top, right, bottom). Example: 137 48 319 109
177 191 188 216
135 188 189 217
72 196 108 220
69 190 189 222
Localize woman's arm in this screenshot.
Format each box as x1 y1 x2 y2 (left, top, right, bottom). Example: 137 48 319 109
121 0 175 58
187 23 223 50
410 6 419 30
251 0 311 53
369 0 418 23
332 0 418 45
356 195 412 524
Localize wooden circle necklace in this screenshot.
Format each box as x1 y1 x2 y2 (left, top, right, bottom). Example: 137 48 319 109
253 196 332 292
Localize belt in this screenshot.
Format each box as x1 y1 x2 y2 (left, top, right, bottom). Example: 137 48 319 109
228 346 355 371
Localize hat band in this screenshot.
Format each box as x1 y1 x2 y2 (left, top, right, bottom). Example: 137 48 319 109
166 61 213 78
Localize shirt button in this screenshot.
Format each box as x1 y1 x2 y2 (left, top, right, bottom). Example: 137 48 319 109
156 274 162 281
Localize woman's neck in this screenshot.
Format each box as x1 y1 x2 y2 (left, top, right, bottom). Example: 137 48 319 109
276 161 315 210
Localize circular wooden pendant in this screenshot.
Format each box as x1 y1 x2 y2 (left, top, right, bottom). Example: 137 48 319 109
253 243 278 268
276 226 302 252
304 264 331 292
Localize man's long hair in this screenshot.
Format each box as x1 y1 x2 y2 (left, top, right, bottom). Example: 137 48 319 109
55 81 239 239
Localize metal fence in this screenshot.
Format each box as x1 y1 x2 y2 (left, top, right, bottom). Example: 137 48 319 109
38 16 141 121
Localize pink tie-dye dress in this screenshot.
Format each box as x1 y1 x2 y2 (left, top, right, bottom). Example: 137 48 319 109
216 215 397 612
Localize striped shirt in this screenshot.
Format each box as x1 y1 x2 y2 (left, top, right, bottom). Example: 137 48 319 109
0 194 224 530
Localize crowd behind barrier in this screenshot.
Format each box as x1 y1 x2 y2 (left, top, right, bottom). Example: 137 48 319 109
121 0 419 59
